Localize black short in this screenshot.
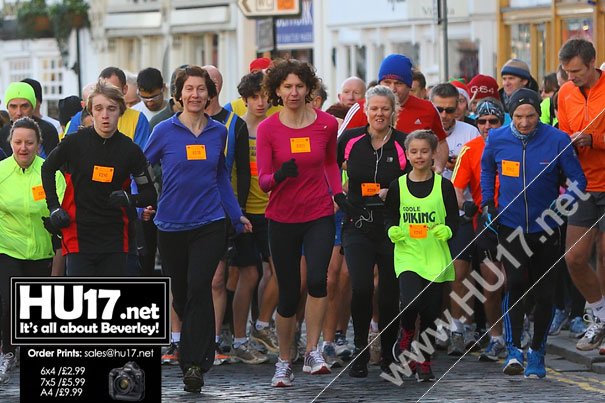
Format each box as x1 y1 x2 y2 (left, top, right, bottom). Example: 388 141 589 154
230 214 270 267
448 220 475 262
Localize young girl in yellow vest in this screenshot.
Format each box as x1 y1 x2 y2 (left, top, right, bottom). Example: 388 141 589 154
384 129 459 382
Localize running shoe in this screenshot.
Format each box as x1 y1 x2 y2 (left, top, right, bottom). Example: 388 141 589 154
183 365 204 393
599 339 605 355
349 360 368 378
271 358 294 387
349 348 369 378
335 331 353 360
322 343 343 368
415 361 435 382
548 309 569 336
576 315 605 351
214 343 230 366
303 348 331 375
524 349 546 379
569 316 587 339
448 332 465 356
161 342 179 365
503 346 524 375
479 337 506 362
231 342 268 364
463 325 479 351
392 327 415 363
368 330 382 365
250 325 279 353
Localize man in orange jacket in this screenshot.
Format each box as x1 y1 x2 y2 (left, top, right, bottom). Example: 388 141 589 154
558 38 605 354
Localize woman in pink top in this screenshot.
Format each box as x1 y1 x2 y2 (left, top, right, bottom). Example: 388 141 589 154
257 59 343 387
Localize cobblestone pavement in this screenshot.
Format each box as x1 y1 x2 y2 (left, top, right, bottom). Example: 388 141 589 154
3 350 603 402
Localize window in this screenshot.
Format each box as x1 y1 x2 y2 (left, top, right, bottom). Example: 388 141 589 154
39 57 64 101
562 18 593 43
39 56 65 118
8 59 31 83
511 23 531 68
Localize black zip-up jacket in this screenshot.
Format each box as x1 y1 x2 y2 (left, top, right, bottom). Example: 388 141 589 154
41 127 156 254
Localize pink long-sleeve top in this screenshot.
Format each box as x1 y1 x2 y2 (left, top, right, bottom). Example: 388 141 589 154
257 110 342 223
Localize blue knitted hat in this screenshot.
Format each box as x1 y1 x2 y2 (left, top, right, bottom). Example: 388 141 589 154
378 54 413 87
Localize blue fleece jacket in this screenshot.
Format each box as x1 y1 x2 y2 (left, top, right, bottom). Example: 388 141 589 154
481 122 586 233
143 113 242 232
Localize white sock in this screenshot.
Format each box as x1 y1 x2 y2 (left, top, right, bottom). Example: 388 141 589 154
233 337 247 348
256 320 270 330
588 297 605 322
171 332 181 344
215 335 221 343
370 320 379 333
322 340 334 349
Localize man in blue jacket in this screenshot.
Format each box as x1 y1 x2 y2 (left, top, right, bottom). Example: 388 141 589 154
480 88 586 379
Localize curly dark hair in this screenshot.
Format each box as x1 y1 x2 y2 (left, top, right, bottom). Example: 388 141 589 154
263 59 319 107
237 71 265 99
174 66 217 109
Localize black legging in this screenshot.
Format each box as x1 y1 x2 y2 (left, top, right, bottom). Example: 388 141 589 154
342 224 399 365
157 219 226 373
399 271 444 362
0 254 51 354
139 219 158 276
499 225 560 351
268 215 335 318
553 224 585 318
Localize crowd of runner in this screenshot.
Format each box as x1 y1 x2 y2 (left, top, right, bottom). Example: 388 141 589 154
1 37 605 393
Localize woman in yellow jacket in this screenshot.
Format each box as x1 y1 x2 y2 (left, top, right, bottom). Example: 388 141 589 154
0 117 65 384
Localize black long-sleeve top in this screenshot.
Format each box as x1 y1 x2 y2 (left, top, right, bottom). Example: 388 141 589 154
41 127 157 254
384 173 459 236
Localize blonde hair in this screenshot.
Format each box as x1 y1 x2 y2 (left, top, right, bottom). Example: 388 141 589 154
86 80 127 116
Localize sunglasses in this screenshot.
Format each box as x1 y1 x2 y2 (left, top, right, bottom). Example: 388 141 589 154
435 106 457 114
476 118 500 125
138 92 164 102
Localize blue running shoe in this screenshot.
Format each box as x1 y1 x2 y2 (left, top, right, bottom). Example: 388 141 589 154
569 316 587 339
503 346 524 375
524 349 546 378
548 309 569 336
479 337 506 362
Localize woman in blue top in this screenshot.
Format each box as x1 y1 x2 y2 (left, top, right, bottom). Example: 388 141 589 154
143 66 251 394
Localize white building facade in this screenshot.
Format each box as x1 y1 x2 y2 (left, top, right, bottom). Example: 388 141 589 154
1 0 499 115
313 0 498 105
88 0 255 105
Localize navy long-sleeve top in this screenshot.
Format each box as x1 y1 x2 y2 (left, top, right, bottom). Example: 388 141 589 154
144 113 242 232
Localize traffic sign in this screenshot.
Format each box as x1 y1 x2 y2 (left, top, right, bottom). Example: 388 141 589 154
238 0 301 18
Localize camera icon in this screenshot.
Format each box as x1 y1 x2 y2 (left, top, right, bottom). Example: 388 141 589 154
108 361 145 401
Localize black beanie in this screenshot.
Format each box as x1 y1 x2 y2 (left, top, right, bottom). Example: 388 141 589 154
507 88 541 117
58 96 83 127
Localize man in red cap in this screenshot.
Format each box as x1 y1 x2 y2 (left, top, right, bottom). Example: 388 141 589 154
468 74 500 114
249 57 272 72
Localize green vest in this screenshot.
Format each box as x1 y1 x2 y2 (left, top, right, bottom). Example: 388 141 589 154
394 173 454 282
0 156 66 260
